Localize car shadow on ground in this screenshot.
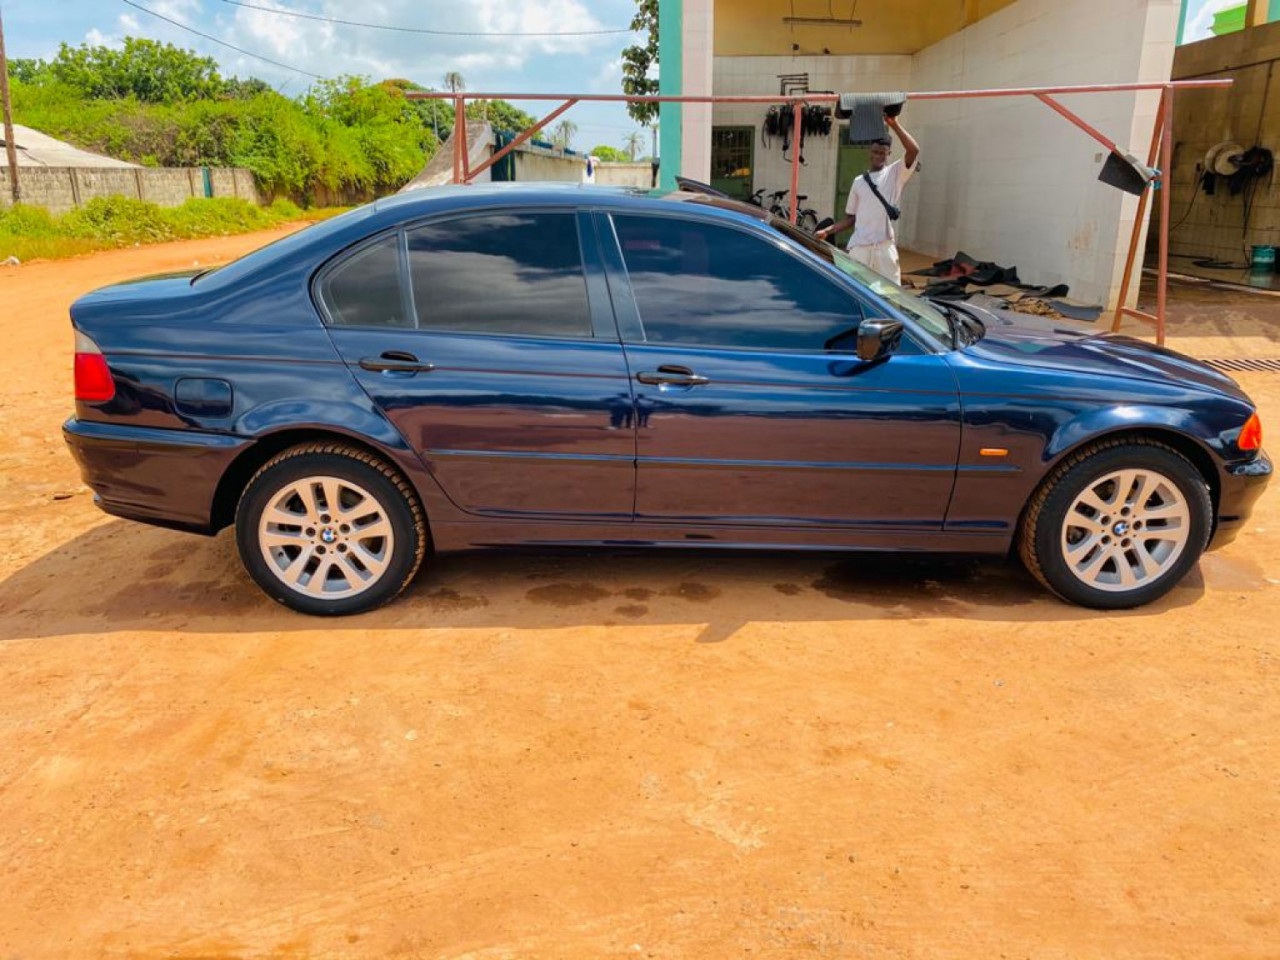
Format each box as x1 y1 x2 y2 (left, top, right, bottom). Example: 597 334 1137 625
0 519 1206 644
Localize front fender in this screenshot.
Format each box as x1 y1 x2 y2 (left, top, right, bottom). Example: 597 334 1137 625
1044 404 1222 466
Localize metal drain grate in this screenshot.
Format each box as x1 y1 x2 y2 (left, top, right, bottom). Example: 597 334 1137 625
1203 357 1280 373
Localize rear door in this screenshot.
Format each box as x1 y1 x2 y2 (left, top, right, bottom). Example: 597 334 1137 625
321 209 636 521
599 210 961 531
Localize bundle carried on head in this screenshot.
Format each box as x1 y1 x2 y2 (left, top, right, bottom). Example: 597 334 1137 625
835 93 908 145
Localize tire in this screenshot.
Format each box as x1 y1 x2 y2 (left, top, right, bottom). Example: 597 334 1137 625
1018 439 1212 609
235 442 427 615
798 210 820 233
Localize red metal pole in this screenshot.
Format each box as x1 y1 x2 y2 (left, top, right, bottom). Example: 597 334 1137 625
451 96 466 184
457 99 470 182
1112 88 1165 333
1156 87 1174 347
1035 94 1118 152
789 101 803 224
404 79 1231 105
467 99 579 182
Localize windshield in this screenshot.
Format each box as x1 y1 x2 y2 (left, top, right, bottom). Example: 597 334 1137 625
767 216 953 347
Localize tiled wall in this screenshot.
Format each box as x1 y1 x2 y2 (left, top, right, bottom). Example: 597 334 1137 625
1159 19 1280 268
711 54 914 221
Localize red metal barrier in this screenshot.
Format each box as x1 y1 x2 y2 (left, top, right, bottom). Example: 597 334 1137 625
408 80 1232 346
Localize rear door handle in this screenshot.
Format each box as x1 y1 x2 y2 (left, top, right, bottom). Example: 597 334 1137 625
636 365 710 387
358 351 435 374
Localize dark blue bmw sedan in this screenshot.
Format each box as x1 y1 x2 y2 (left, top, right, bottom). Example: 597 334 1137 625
63 183 1270 614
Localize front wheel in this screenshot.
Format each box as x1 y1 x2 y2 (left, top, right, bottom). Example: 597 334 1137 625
1018 440 1212 609
235 442 427 615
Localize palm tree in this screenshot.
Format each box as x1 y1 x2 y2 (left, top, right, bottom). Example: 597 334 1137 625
552 119 578 152
443 71 465 94
623 131 644 162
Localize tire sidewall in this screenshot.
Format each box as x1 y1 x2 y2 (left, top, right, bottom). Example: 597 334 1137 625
1032 445 1212 609
236 451 420 616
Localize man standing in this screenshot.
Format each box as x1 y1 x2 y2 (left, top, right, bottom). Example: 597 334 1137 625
815 115 920 284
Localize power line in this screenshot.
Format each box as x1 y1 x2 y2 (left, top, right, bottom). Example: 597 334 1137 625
220 0 635 37
120 0 324 78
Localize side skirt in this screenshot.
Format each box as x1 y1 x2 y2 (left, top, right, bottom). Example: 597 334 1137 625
429 519 1013 555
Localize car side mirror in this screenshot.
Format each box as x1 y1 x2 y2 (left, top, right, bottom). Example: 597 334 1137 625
856 318 904 363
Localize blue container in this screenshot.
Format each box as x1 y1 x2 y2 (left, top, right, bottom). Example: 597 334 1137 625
1250 244 1275 271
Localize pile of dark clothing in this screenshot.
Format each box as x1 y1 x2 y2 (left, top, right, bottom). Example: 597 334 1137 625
904 251 1103 322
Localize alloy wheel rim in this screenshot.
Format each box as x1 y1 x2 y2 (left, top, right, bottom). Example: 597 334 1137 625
258 475 394 600
1059 468 1191 593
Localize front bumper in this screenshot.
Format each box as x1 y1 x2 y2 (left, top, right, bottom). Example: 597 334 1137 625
1208 449 1272 550
63 417 250 534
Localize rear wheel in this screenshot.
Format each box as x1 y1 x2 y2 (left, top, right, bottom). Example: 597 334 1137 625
798 210 820 233
235 443 427 615
1019 440 1212 609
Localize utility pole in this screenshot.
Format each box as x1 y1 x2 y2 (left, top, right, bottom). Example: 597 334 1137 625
0 6 19 203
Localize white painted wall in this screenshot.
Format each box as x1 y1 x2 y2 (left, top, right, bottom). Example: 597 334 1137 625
899 0 1178 307
705 1 1178 308
711 55 913 220
683 0 716 181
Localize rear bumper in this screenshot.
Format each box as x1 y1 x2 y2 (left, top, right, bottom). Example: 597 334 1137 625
1209 450 1272 550
63 418 249 534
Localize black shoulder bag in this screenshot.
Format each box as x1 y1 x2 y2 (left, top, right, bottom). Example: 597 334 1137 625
862 171 901 221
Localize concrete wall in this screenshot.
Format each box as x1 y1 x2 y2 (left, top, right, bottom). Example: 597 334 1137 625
0 166 260 216
900 0 1178 307
1161 19 1280 266
512 148 655 186
711 54 915 220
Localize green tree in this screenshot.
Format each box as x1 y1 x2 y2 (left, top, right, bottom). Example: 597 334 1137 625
590 145 628 162
622 131 644 161
621 0 659 127
552 119 578 151
50 37 224 102
442 71 465 94
9 58 52 84
469 98 538 136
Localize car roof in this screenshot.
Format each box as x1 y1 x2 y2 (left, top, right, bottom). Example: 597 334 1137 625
370 182 767 218
195 184 775 290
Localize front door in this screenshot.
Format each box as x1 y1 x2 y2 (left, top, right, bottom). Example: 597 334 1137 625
600 211 960 530
320 210 636 521
833 131 870 249
710 126 755 201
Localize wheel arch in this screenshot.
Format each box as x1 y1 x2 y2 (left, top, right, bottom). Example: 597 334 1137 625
210 427 424 533
1022 425 1222 539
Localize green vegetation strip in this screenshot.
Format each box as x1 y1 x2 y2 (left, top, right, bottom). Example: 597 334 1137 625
0 196 347 262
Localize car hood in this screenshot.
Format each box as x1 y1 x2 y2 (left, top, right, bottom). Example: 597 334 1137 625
954 302 1247 400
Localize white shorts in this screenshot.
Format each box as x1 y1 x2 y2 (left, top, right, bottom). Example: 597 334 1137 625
847 240 901 285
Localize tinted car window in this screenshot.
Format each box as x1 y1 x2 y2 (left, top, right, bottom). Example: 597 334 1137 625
406 213 592 338
320 234 410 328
613 215 859 351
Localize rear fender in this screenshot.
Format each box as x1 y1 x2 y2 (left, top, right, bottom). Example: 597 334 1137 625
233 399 457 518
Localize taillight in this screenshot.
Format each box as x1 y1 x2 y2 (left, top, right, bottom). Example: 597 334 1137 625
74 329 115 403
1239 412 1263 452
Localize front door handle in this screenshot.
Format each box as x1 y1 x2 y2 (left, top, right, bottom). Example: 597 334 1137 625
636 364 710 387
358 351 435 374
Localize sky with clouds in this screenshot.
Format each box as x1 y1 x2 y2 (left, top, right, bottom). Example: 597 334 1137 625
3 0 648 154
1182 0 1254 42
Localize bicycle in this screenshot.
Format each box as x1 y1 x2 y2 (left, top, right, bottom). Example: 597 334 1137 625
766 190 821 233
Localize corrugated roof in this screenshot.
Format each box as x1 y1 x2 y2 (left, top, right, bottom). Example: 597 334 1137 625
0 124 140 168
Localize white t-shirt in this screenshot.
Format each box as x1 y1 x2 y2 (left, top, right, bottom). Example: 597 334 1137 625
845 158 917 249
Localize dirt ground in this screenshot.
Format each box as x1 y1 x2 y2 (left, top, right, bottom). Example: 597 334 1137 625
1 230 1278 959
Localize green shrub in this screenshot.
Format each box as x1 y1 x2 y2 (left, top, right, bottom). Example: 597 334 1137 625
0 196 344 261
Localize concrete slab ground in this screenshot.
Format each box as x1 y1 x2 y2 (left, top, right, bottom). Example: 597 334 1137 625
0 230 1276 958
